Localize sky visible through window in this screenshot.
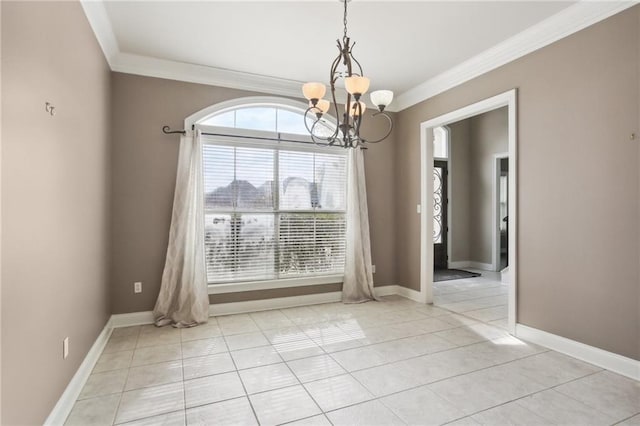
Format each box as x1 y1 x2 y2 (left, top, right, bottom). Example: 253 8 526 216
202 106 310 135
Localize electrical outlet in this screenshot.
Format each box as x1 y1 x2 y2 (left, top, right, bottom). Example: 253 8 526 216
63 337 69 359
417 204 421 214
372 264 376 274
134 281 142 293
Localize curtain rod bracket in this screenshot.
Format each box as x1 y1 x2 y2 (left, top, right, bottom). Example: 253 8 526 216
162 126 186 135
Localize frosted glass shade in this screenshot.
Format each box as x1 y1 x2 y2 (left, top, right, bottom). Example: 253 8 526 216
347 101 367 117
370 90 394 110
345 76 370 96
310 99 330 115
302 82 326 101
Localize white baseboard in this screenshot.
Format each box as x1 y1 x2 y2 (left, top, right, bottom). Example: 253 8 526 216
374 285 425 303
396 286 425 303
109 292 346 325
469 261 494 271
448 261 469 269
501 266 510 284
44 321 113 426
516 324 640 381
373 285 398 297
210 291 342 316
108 286 427 327
449 260 495 272
110 311 155 327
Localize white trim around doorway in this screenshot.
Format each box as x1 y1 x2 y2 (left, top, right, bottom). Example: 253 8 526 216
419 89 518 334
493 152 509 273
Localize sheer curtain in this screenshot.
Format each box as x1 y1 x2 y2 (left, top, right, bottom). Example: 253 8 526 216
153 130 209 327
342 147 376 303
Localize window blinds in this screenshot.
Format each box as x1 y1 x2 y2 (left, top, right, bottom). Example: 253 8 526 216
203 142 347 284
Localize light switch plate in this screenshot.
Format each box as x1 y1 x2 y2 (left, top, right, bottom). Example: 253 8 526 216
63 337 69 359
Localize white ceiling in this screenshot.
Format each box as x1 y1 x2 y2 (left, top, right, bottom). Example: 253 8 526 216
83 1 633 110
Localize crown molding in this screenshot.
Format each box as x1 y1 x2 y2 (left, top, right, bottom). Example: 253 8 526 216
110 52 373 110
79 0 119 63
393 1 637 111
82 0 636 113
111 52 308 100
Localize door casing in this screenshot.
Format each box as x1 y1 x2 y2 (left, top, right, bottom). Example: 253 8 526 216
419 89 518 335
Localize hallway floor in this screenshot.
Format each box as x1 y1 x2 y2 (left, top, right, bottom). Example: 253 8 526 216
433 269 508 330
66 291 639 425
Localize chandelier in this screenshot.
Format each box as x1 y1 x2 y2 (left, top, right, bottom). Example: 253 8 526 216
302 0 394 149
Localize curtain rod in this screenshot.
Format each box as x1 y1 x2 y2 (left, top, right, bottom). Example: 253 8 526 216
161 125 337 146
162 126 368 150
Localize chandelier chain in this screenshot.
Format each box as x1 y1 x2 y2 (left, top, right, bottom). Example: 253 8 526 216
301 0 394 148
343 0 348 41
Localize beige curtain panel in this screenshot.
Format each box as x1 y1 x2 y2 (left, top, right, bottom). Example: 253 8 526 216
154 130 209 327
342 147 376 303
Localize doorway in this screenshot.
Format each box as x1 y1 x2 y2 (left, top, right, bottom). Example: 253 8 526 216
419 89 517 334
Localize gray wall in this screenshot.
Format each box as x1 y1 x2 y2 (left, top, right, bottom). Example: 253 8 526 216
110 72 396 314
468 107 508 266
449 120 471 263
1 2 112 424
395 6 640 360
449 108 508 267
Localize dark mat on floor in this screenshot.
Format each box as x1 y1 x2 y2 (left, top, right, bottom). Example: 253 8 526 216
434 268 481 282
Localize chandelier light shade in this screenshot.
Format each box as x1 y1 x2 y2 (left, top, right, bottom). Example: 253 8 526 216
312 99 331 115
303 0 394 148
344 76 370 96
347 101 366 117
370 90 394 112
302 82 327 103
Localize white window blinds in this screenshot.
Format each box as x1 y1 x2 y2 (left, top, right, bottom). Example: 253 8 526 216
203 139 347 284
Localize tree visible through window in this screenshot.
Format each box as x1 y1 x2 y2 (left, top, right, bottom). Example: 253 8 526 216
200 104 347 284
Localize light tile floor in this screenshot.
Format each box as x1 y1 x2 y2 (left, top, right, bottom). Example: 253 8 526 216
433 270 508 330
66 276 639 426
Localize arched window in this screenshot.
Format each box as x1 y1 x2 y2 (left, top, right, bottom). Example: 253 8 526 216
191 98 346 291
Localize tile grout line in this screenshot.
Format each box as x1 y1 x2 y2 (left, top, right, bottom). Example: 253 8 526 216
341 345 552 417
221 315 262 425
435 288 508 304
278 341 330 424
179 337 187 426
441 369 606 425
110 327 141 426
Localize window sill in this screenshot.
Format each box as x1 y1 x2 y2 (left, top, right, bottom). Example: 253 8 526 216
208 274 344 294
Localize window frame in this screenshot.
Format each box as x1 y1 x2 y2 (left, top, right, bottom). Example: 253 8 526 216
194 102 346 295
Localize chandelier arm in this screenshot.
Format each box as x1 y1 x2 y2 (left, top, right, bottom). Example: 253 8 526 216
328 50 345 143
303 106 334 143
362 111 394 144
303 106 320 135
348 43 364 76
340 40 354 147
309 120 336 148
353 103 364 145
